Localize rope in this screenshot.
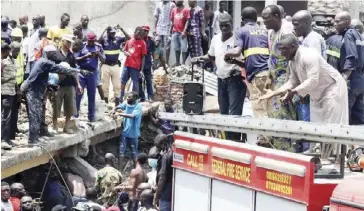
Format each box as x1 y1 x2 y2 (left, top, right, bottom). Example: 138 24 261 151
39 162 53 201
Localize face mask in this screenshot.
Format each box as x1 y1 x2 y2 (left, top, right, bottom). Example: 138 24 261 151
148 158 158 169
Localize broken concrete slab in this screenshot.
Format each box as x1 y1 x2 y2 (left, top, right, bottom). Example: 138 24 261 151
63 156 97 188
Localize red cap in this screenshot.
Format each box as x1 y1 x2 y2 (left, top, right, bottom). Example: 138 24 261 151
87 32 97 41
142 26 150 31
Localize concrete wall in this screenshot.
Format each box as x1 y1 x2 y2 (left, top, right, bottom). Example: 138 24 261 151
1 0 157 36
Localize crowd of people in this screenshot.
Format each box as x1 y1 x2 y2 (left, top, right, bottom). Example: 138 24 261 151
1 133 173 211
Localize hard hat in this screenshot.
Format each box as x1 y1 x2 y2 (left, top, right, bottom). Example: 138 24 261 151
11 28 23 38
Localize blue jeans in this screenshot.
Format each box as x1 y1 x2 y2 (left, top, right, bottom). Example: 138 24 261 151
75 70 97 121
218 75 246 141
119 136 139 160
120 67 140 99
295 96 310 152
159 200 171 211
349 87 364 125
139 67 153 101
172 32 188 53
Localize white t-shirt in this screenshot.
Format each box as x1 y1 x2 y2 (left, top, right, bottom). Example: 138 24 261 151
1 201 14 211
302 31 327 59
208 33 241 79
212 10 228 35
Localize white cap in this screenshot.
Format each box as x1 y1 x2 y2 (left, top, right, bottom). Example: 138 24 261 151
43 44 57 52
59 62 70 68
62 34 75 43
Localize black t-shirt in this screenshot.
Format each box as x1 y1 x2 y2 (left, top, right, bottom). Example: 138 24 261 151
157 149 173 202
58 49 77 87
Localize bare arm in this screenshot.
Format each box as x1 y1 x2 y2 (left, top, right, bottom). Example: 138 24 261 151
120 28 131 40
123 169 137 192
225 47 243 58
140 56 145 72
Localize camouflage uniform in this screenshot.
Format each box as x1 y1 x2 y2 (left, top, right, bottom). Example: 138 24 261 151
21 58 80 142
95 166 123 206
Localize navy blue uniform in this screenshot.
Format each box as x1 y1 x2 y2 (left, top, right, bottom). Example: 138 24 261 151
139 36 156 101
21 58 79 142
235 21 269 82
326 34 342 71
101 36 125 65
339 28 364 124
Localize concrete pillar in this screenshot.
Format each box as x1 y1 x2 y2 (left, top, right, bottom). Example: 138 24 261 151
265 0 278 6
233 1 242 29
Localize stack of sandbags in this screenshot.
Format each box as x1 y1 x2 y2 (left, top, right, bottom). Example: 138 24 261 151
153 67 169 102
307 0 348 15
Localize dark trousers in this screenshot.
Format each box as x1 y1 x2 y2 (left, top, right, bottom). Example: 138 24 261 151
26 89 47 141
139 67 153 101
2 95 14 142
76 71 97 121
218 75 247 141
349 87 364 125
10 96 20 139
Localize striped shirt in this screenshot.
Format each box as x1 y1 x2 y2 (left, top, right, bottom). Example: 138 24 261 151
1 56 17 96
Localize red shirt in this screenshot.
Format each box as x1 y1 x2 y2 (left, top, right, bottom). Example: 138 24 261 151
170 7 190 33
124 37 147 70
9 197 20 211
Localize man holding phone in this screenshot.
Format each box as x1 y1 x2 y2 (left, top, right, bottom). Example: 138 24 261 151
75 32 105 122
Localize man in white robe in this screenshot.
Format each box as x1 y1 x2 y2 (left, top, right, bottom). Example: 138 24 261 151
259 34 349 158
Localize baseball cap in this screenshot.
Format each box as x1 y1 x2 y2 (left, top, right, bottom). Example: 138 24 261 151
51 205 66 211
141 26 150 31
86 32 97 41
43 44 57 52
62 34 75 43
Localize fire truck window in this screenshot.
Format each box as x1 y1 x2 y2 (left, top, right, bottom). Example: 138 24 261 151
255 191 306 211
173 169 210 211
211 179 253 211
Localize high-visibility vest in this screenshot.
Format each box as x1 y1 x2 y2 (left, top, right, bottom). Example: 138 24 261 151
16 52 24 85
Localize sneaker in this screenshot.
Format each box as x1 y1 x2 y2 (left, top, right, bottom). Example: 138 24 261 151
1 142 12 150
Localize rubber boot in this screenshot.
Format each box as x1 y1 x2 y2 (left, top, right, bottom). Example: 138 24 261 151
104 97 109 104
175 50 181 66
114 98 120 107
182 52 188 65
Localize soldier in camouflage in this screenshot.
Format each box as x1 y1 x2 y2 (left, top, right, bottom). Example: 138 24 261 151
20 45 90 144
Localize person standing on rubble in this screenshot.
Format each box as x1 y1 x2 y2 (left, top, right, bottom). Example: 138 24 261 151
187 0 207 59
139 26 155 102
20 45 90 144
261 5 297 151
75 32 105 122
191 13 246 141
1 42 20 149
334 11 364 125
95 153 122 207
119 27 147 101
259 34 349 158
99 26 129 106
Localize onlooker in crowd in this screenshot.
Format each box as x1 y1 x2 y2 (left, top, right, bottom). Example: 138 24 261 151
20 45 88 144
115 153 148 211
9 183 26 211
73 23 83 41
2 18 12 45
20 196 34 211
351 19 364 36
334 11 364 125
152 36 167 71
114 91 143 167
139 26 155 102
2 42 20 149
51 205 67 211
40 15 46 28
153 134 173 211
80 15 93 42
187 0 207 59
277 5 294 32
2 16 12 36
136 183 152 201
212 1 228 35
25 15 42 78
259 34 349 159
75 32 105 122
95 153 122 207
192 13 246 141
170 0 190 66
120 27 146 100
154 0 175 64
47 13 72 47
139 189 157 211
9 20 17 30
52 35 81 134
117 192 129 211
34 28 53 60
202 1 214 54
147 146 159 188
99 26 129 106
76 187 105 210
261 5 297 151
1 182 14 211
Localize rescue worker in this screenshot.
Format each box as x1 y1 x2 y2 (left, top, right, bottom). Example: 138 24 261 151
95 153 122 207
139 26 155 102
99 26 129 106
259 34 349 159
1 42 20 149
75 32 105 122
224 6 270 119
334 11 364 125
191 13 246 141
326 33 342 71
20 45 90 144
